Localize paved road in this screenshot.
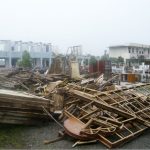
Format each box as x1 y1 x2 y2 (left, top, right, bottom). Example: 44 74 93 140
0 121 150 149
21 121 150 149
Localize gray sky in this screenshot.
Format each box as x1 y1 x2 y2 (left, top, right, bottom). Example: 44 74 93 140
0 0 150 56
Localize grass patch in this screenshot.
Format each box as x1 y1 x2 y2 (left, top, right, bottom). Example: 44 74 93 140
0 124 26 149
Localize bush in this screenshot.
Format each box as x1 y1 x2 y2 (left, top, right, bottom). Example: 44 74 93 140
17 51 32 68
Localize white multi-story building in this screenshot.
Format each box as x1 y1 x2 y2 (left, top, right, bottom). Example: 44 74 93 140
109 43 150 63
0 40 52 68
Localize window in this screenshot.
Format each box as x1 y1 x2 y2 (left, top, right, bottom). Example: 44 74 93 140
128 48 131 53
0 59 5 66
11 46 14 51
0 44 4 51
46 45 49 52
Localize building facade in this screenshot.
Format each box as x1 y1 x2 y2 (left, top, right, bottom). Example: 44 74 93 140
109 43 150 63
0 40 52 68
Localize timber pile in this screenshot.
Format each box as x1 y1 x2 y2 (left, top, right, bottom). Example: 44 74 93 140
1 67 150 148
0 89 52 125
0 68 78 125
57 83 150 148
0 69 70 93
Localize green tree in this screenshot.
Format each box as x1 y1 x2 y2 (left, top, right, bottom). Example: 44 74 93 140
83 59 89 65
109 56 124 65
89 56 97 64
100 54 109 60
109 57 118 63
17 50 32 68
117 56 124 63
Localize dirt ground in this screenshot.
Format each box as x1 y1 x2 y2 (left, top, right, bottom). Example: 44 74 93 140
0 121 150 149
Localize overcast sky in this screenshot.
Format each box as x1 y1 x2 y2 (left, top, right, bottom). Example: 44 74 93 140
0 0 150 55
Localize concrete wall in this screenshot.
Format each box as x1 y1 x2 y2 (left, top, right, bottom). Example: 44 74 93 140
0 40 11 52
0 40 52 68
109 44 150 61
109 46 130 60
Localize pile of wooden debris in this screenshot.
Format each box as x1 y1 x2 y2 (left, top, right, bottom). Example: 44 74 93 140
1 67 150 148
60 83 150 148
0 89 51 125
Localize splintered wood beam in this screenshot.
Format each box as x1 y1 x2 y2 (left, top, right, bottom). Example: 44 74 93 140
79 108 99 120
65 99 80 106
69 89 134 119
68 89 150 127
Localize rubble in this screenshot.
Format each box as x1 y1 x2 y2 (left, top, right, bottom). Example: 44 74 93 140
61 83 150 148
1 62 150 148
0 89 51 125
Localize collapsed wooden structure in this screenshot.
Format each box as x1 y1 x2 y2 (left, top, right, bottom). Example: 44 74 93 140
62 83 150 148
1 68 150 148
0 89 51 125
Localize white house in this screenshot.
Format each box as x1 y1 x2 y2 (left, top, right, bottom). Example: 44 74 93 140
109 43 150 62
0 40 52 68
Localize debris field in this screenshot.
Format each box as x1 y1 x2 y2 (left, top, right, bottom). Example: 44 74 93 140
0 67 150 148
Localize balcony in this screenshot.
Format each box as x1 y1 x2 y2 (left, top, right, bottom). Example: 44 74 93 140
0 51 51 59
0 51 10 58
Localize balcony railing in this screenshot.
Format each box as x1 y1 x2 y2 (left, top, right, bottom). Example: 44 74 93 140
0 51 51 59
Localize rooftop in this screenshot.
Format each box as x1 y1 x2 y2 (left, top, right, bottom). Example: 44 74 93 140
109 43 150 48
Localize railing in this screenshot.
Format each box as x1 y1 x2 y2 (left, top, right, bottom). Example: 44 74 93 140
0 51 10 57
0 51 51 59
